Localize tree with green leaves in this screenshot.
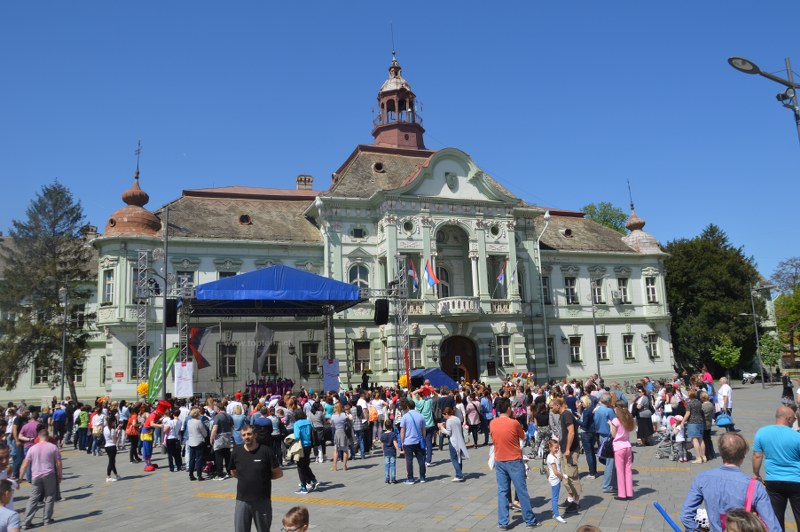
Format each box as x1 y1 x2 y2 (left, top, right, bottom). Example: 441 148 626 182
0 182 94 401
710 335 741 380
758 333 783 371
775 288 800 362
664 224 762 373
771 256 800 293
581 202 627 234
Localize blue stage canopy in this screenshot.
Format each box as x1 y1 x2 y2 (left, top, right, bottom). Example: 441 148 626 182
410 368 459 390
187 265 365 317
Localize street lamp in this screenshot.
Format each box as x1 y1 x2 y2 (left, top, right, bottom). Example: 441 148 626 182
728 56 800 144
428 342 439 365
740 282 776 389
535 211 551 384
58 285 68 402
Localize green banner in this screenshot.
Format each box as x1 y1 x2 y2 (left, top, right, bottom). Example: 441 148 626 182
147 347 180 403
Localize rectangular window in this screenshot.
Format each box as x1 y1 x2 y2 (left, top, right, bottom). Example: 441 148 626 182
219 343 238 377
592 279 605 304
646 333 659 359
382 339 388 372
564 277 579 305
541 276 551 305
354 341 370 373
301 342 320 375
623 334 635 360
73 359 84 384
409 337 422 368
129 346 150 381
547 337 555 365
497 335 511 366
131 267 141 301
261 342 278 376
218 271 237 279
569 336 582 363
596 335 609 361
100 356 106 385
102 269 114 304
645 276 658 303
617 278 629 303
33 363 48 385
176 271 196 289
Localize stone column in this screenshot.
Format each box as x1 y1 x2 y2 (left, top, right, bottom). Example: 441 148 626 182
469 252 479 297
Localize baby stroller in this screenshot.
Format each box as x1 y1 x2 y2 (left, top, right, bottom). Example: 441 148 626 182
653 429 677 461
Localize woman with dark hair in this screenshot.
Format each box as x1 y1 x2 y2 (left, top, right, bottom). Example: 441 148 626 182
683 389 706 464
465 393 482 449
437 406 469 481
126 403 142 463
103 416 120 482
309 401 327 463
633 386 654 446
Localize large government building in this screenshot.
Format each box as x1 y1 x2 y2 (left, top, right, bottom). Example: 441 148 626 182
5 55 675 401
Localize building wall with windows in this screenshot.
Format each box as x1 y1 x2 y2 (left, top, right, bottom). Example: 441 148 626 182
83 56 676 399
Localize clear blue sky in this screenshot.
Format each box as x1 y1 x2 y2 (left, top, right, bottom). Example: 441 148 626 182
1 2 796 279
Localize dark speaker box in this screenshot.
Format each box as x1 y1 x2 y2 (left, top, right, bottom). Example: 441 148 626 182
165 298 178 327
374 299 389 325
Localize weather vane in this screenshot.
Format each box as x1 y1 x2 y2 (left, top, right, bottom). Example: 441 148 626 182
134 140 142 175
627 178 635 212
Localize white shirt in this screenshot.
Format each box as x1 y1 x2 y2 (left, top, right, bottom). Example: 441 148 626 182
546 453 562 486
92 413 106 430
103 427 117 447
164 418 180 440
357 398 369 422
226 401 242 415
716 384 733 411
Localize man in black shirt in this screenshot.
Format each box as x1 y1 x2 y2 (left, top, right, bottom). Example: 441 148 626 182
551 397 582 513
230 425 283 532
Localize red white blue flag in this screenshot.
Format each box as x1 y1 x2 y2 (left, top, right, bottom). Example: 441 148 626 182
189 326 218 369
408 260 419 290
423 260 439 287
497 260 507 284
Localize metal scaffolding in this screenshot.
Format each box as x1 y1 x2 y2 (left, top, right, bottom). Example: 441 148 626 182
135 250 151 383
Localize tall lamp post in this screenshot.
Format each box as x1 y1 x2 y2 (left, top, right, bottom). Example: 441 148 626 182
535 211 551 384
728 56 800 144
740 282 776 389
58 285 68 402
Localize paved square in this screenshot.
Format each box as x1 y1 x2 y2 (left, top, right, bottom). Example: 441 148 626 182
9 383 798 531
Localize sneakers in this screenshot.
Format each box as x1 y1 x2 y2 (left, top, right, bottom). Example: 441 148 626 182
452 477 465 482
404 479 416 485
308 481 319 492
585 474 597 479
109 477 118 482
419 478 427 483
526 521 543 528
294 486 308 495
554 516 567 524
425 462 432 467
106 477 113 482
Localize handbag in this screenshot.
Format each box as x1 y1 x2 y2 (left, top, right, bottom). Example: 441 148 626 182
599 436 614 459
715 413 733 427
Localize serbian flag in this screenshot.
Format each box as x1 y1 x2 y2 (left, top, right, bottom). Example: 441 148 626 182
497 260 507 284
189 326 218 369
408 260 419 290
423 260 439 287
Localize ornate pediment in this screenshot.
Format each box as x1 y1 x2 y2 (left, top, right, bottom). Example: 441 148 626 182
213 258 242 272
170 256 201 270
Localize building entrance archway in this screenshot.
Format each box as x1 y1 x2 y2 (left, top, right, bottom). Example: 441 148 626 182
440 336 478 384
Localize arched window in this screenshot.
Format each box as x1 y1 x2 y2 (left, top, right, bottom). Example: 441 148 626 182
436 266 450 298
349 264 369 289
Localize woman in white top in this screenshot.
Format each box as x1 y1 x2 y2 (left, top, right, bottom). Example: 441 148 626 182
103 417 120 481
370 392 387 442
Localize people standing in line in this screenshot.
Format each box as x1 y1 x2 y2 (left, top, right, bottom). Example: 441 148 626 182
18 413 39 483
437 407 469 482
51 404 67 448
103 417 120 482
632 386 654 446
292 411 318 495
594 392 617 493
550 398 581 514
19 426 61 529
230 425 283 532
716 377 735 432
681 432 780 532
489 396 541 529
684 390 707 464
399 400 426 484
186 408 208 482
608 400 635 500
577 396 597 479
546 440 568 524
380 419 399 484
700 391 716 461
752 406 800 531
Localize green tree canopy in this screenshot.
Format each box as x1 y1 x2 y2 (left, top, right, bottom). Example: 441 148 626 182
758 333 783 369
0 181 94 400
775 289 800 356
581 202 627 234
664 224 762 373
710 334 741 379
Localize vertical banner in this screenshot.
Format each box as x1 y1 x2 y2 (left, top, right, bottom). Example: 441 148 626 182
174 361 194 398
322 358 340 393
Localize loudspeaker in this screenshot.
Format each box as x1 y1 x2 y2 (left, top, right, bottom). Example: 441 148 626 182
165 298 178 327
374 299 389 325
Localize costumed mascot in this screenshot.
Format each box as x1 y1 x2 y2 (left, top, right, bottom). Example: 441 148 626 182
141 399 171 472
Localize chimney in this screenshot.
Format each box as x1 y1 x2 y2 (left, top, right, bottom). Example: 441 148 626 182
296 175 313 191
80 225 98 240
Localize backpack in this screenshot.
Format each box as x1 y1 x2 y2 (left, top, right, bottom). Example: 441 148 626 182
368 406 378 423
433 401 443 424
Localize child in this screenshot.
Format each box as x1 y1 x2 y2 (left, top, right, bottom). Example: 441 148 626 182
380 419 399 483
282 506 309 532
0 479 20 532
546 440 568 524
671 416 687 462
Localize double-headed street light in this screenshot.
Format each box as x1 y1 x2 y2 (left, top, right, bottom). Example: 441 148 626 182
728 56 800 144
58 285 68 402
739 282 777 389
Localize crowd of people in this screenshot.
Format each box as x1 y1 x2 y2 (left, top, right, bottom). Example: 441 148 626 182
0 368 798 531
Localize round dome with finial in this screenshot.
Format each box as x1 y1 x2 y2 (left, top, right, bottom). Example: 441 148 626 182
379 51 412 93
104 170 161 237
625 209 645 232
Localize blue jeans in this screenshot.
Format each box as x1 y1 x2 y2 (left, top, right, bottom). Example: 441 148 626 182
352 429 366 459
424 429 435 463
580 431 597 476
384 455 396 481
482 416 493 444
602 453 616 491
449 444 463 479
76 427 88 450
12 443 23 478
495 460 538 527
404 443 426 481
188 444 204 478
551 483 562 518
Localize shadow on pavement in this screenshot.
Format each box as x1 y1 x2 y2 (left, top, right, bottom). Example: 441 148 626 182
55 510 103 522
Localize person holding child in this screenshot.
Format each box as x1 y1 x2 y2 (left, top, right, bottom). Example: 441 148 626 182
546 439 568 524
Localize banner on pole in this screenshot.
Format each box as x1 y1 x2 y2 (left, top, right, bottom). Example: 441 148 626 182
322 358 340 393
174 361 194 398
